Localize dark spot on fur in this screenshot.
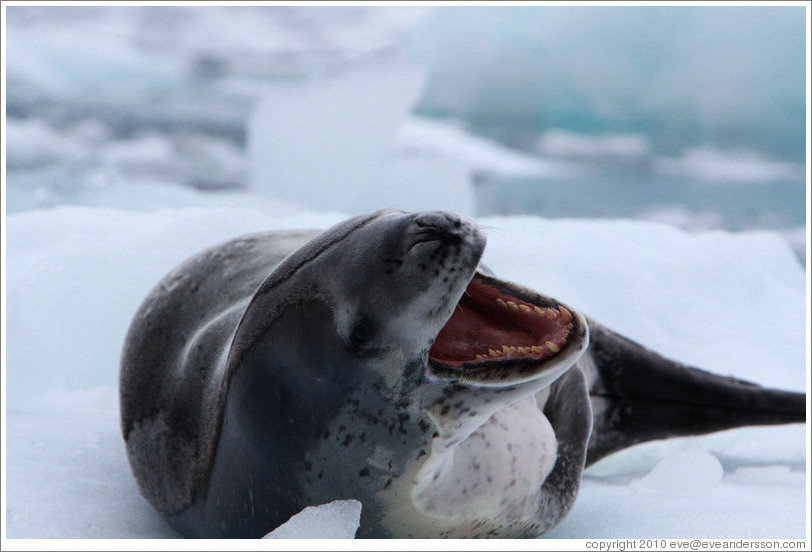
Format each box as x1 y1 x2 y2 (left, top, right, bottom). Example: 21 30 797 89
359 467 370 477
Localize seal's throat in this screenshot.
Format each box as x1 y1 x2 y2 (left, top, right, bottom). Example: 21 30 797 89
429 275 574 368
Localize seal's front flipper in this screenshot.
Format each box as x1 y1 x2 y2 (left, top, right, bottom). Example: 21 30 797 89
582 321 806 466
537 365 593 533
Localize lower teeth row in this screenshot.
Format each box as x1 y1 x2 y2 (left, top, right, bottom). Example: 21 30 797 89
472 331 571 361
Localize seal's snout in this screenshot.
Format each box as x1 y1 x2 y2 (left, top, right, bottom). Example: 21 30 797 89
414 211 474 243
410 211 481 249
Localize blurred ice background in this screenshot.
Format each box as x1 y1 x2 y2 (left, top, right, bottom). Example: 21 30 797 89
3 4 808 542
5 5 807 260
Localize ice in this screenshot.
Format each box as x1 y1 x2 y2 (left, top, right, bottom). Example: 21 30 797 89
478 216 805 392
248 56 475 216
4 204 345 406
635 205 725 233
399 117 564 177
535 129 652 167
101 132 248 190
412 6 806 160
4 200 806 540
5 12 181 100
5 386 178 539
5 118 90 170
631 449 724 496
263 500 362 539
653 148 807 183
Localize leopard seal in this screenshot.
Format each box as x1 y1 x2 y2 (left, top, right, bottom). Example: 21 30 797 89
120 208 805 538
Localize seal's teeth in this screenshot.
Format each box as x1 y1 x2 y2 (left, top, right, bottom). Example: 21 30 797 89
502 345 517 355
507 301 520 312
546 308 558 320
517 346 531 355
559 306 573 325
534 306 546 317
519 304 532 315
546 341 560 353
488 349 501 358
496 298 507 308
531 345 544 354
475 354 485 360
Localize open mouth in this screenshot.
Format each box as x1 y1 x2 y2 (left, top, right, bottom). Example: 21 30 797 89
428 273 577 375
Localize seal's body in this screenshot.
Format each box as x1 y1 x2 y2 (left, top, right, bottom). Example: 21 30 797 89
120 209 804 538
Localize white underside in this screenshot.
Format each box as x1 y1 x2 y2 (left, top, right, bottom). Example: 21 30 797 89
412 396 557 523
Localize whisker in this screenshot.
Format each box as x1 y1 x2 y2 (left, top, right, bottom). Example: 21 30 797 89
478 224 501 232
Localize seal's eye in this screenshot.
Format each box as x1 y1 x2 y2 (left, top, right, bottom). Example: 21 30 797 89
350 322 371 348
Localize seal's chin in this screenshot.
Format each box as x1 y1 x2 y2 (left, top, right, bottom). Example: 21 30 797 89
428 272 582 385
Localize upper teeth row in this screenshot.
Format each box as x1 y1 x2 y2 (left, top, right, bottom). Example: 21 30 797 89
496 298 573 325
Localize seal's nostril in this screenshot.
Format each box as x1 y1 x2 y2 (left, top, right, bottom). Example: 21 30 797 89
414 212 463 234
409 212 479 251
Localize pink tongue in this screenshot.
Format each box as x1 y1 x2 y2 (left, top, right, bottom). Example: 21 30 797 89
430 306 535 361
428 279 568 365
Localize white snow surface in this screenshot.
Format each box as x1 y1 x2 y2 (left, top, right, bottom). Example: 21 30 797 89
4 186 808 541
